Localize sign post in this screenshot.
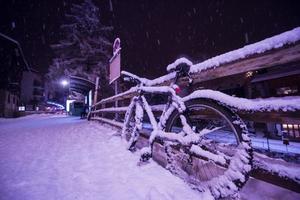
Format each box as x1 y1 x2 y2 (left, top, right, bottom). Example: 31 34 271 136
109 38 121 119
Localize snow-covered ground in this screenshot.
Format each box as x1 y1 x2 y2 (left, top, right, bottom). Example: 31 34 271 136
0 115 299 200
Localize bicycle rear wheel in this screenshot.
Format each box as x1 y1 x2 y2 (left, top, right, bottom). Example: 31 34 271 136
164 98 252 198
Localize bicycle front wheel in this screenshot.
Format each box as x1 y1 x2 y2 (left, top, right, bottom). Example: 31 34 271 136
164 98 252 198
122 98 144 151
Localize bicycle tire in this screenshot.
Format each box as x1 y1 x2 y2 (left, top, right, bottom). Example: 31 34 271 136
122 99 143 151
164 98 253 198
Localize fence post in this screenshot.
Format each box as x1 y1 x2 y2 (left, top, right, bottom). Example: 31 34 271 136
114 80 119 120
93 77 100 105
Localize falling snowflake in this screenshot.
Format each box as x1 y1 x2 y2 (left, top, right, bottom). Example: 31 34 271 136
11 21 16 29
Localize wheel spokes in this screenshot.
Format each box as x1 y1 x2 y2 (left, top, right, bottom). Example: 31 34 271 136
190 144 229 167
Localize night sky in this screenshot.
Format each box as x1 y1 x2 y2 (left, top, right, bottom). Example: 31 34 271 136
1 0 300 79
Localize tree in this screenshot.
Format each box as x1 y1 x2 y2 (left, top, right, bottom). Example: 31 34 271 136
47 0 113 98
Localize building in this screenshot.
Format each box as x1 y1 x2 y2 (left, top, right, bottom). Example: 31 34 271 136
0 33 29 117
20 69 46 111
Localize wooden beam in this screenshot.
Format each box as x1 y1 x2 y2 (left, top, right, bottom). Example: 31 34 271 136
91 117 123 128
98 90 137 105
239 111 300 124
95 43 300 105
92 102 300 124
190 43 300 84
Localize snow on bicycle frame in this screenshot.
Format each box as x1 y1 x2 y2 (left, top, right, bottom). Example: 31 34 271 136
121 62 253 199
88 27 300 198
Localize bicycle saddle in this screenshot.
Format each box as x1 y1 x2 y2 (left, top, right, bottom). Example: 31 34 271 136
121 57 193 86
166 57 193 74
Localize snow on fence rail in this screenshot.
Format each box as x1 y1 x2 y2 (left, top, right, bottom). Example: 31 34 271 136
89 90 300 125
190 27 300 74
91 93 300 114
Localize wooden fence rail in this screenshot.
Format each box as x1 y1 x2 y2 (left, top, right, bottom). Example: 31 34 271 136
90 40 300 125
87 39 300 192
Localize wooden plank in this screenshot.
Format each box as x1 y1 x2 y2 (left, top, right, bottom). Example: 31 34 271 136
239 111 300 124
91 104 166 115
251 168 300 193
91 107 128 113
91 43 300 124
93 42 300 107
190 43 300 84
91 104 300 125
91 117 123 128
98 90 137 105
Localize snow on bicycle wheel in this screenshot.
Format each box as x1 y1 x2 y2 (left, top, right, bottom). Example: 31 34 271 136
165 98 252 199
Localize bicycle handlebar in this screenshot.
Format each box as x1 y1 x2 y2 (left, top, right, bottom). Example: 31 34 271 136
121 71 144 85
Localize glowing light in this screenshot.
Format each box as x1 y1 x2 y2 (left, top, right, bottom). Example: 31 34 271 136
282 124 287 129
18 106 25 111
61 80 69 87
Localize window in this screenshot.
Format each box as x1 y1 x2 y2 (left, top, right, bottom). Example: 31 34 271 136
18 106 25 111
7 93 10 103
282 124 300 138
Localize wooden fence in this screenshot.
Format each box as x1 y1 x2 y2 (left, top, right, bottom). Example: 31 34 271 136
90 41 300 125
88 41 300 193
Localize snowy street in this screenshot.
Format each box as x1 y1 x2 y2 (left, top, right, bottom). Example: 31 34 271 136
0 115 299 200
1 0 300 199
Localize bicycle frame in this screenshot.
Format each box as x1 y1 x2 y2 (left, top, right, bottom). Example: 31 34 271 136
140 84 183 117
121 69 253 198
125 81 201 150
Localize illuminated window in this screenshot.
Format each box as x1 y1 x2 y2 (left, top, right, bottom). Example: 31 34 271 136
18 106 25 111
282 124 300 138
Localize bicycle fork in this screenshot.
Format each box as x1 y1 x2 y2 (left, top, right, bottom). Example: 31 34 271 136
127 98 144 151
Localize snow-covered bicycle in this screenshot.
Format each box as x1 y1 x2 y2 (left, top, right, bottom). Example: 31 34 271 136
121 59 252 199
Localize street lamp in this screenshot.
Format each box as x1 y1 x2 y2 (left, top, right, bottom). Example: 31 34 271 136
61 79 69 87
59 79 70 114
